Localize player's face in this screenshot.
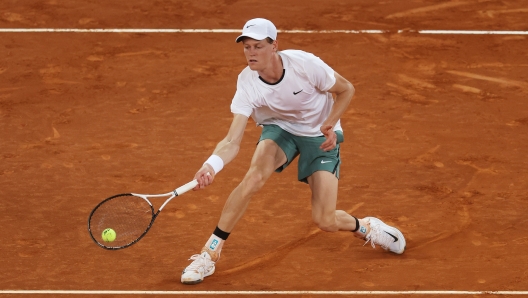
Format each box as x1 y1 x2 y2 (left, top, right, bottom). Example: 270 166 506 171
242 38 276 71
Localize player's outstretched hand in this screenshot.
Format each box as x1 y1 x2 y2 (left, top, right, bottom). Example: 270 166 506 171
193 165 214 190
320 125 337 151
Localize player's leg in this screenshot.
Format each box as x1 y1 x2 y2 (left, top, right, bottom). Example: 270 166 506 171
307 171 358 232
299 133 406 254
307 170 406 254
307 170 371 235
212 125 296 242
182 126 291 285
216 138 287 232
299 134 361 232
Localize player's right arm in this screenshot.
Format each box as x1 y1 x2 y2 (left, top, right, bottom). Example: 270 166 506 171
194 113 249 189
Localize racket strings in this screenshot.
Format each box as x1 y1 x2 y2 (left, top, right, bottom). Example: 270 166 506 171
89 194 154 248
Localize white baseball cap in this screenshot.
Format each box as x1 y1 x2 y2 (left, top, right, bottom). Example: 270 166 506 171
235 18 277 43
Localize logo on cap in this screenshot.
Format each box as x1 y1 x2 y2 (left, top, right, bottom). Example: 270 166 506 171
235 18 277 43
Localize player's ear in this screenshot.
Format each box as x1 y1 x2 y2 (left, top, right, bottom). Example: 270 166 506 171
272 40 278 52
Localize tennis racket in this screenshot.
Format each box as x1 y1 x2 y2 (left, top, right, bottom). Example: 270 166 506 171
88 179 198 250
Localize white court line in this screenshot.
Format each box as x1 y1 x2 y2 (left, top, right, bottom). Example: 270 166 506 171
1 290 528 295
0 28 528 34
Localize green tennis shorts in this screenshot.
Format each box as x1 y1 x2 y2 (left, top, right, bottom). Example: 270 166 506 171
258 124 344 183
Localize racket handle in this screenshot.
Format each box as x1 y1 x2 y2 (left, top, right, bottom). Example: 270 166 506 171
175 180 199 195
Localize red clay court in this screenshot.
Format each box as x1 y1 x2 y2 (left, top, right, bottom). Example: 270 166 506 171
1 0 527 297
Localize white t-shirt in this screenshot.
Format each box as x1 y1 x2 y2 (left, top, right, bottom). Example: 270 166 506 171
230 50 341 137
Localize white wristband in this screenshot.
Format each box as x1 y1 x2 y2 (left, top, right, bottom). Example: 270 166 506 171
204 155 224 174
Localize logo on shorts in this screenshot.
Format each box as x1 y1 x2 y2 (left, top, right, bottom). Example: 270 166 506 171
209 239 219 250
321 160 332 164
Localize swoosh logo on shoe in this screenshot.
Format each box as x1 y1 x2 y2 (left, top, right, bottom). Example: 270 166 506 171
321 160 332 164
293 89 303 95
384 231 399 242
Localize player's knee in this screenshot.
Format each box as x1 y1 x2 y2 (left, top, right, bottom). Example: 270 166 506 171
242 170 266 194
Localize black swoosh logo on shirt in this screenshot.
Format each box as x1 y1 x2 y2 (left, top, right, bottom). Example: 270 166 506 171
293 89 303 95
384 231 399 242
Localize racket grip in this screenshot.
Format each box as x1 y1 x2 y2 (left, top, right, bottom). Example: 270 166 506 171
175 180 199 195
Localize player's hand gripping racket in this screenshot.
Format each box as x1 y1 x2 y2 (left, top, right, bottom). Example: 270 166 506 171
88 179 198 250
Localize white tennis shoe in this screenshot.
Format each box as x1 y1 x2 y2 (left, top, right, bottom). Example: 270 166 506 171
363 217 406 254
181 251 216 284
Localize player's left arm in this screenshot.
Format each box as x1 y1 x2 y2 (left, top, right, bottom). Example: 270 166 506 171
320 71 355 151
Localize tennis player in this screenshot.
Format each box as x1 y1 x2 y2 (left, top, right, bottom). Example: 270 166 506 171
181 18 406 284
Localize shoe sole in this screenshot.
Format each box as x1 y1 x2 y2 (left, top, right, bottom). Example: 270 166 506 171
181 279 203 285
181 267 215 285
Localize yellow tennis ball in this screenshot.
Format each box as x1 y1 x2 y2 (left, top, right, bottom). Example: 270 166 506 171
102 228 116 242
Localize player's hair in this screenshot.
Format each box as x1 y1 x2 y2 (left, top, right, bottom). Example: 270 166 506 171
240 36 275 44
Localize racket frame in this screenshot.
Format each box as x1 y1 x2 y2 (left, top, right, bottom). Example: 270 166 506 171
88 180 198 250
